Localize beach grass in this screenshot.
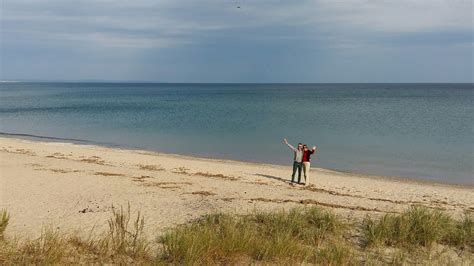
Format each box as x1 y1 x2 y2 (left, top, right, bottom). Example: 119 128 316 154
159 207 347 264
0 205 152 264
0 227 68 264
445 213 473 249
0 209 9 240
106 204 150 260
0 206 471 264
362 206 473 250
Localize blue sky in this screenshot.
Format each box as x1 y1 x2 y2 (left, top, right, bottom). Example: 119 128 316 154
1 0 472 82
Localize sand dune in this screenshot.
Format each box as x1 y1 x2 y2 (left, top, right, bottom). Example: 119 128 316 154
0 137 472 238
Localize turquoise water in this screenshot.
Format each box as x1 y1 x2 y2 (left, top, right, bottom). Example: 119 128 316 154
0 83 472 184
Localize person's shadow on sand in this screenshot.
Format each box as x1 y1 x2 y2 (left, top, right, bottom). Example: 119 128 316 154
254 173 291 184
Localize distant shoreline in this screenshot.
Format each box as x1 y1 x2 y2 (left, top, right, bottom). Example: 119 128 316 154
1 132 472 188
1 81 473 85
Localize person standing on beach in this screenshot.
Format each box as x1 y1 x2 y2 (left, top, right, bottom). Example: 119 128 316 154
302 144 316 186
283 138 303 183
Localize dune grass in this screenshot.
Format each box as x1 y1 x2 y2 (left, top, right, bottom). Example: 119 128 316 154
0 205 151 264
363 206 473 250
159 207 349 264
0 209 9 240
445 213 473 249
106 204 150 259
4 228 68 264
0 205 472 264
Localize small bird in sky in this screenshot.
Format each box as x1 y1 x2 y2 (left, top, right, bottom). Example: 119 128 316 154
236 6 241 9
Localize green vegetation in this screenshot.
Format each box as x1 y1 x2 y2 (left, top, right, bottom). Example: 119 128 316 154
3 228 68 264
0 209 9 240
159 207 348 264
0 206 472 264
107 204 149 259
363 206 473 250
445 213 473 249
0 205 152 264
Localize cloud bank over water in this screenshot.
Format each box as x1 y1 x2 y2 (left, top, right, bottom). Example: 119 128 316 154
1 0 473 82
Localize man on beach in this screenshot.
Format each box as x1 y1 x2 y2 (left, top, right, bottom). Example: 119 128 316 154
302 144 316 186
283 138 303 183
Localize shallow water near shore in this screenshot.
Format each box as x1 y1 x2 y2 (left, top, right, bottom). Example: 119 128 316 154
0 82 472 184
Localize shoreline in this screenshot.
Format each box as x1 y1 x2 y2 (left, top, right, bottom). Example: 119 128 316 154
1 132 471 187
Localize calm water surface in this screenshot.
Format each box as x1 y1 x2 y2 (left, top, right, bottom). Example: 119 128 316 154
1 83 472 184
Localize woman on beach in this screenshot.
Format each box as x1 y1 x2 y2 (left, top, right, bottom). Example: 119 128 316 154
302 144 316 186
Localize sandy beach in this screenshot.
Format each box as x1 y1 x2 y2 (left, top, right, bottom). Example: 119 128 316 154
1 136 473 238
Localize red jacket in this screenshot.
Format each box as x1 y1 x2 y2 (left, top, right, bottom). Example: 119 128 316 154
302 149 315 162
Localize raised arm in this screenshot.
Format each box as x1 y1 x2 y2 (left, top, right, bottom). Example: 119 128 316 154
310 146 316 154
283 138 296 151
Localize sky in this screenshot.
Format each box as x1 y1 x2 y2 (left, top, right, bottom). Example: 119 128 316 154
1 0 473 83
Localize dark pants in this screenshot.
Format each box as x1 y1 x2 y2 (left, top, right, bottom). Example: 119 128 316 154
292 161 302 183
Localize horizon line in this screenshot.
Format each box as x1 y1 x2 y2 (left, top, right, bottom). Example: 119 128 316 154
1 80 473 84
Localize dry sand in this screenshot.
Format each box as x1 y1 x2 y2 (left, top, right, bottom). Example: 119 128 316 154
0 137 473 238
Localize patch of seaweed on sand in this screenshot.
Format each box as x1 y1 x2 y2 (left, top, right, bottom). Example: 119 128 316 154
1 148 37 156
188 191 216 196
80 156 106 165
248 197 396 213
94 172 125 177
132 175 153 182
171 167 239 181
34 167 82 174
137 164 165 171
193 172 239 181
142 181 192 190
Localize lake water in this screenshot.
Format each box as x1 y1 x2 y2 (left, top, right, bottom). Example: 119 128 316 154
1 82 472 184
